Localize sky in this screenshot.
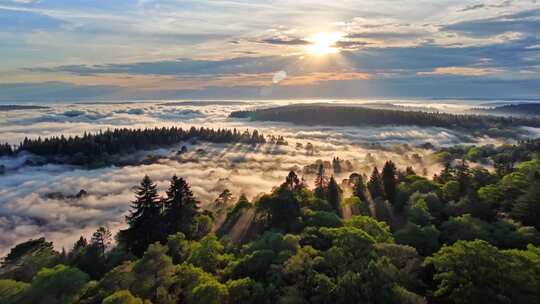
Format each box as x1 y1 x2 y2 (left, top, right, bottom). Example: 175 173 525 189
0 0 539 101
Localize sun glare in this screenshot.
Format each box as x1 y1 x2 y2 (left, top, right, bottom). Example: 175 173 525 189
306 31 343 56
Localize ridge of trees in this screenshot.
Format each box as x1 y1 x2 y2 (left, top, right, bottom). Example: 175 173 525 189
0 126 266 158
230 104 540 132
0 127 267 168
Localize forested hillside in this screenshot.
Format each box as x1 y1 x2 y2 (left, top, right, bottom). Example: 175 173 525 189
0 127 267 167
2 138 540 304
230 104 540 134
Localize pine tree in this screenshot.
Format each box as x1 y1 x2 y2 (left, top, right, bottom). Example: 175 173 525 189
382 160 397 204
352 173 367 202
72 236 88 252
123 175 164 256
91 226 112 257
283 170 301 191
214 189 233 207
455 158 471 195
368 167 384 199
327 176 342 213
314 163 327 199
163 175 200 239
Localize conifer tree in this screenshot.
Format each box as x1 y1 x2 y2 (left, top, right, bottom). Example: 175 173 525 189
162 175 200 239
314 163 327 199
123 175 163 256
382 160 397 204
214 189 233 207
368 167 384 199
327 176 342 213
351 173 367 202
91 226 112 257
455 158 471 195
72 237 88 252
284 170 302 191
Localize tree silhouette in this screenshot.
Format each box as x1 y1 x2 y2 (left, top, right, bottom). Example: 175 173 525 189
382 161 397 204
162 175 200 239
123 175 163 256
368 167 384 199
91 227 112 257
314 164 327 199
327 176 342 213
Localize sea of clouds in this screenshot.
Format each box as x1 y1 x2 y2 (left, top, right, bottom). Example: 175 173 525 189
0 100 512 254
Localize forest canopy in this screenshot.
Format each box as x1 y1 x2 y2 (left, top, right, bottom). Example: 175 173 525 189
2 137 540 304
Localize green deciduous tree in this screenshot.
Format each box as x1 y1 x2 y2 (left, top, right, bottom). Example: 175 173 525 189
0 238 59 283
187 234 226 274
512 180 540 230
426 240 539 304
102 290 144 304
395 223 440 256
345 215 394 243
14 265 89 304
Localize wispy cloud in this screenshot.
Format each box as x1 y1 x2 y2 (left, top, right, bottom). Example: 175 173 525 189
417 66 503 76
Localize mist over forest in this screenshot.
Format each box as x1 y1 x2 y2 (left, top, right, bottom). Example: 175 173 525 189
1 99 540 303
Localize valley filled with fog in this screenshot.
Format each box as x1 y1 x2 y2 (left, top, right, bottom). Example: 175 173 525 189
0 99 532 254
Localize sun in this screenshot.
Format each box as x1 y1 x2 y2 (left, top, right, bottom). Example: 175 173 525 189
306 31 343 56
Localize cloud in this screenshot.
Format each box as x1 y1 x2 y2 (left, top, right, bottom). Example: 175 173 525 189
417 66 503 76
458 4 487 12
457 0 514 12
443 8 540 37
25 56 299 76
259 37 309 45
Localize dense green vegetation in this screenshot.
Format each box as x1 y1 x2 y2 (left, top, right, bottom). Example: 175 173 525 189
2 139 540 303
0 127 266 167
230 104 540 134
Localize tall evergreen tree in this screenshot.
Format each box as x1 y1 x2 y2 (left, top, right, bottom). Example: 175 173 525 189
123 175 163 256
368 167 384 199
314 163 327 199
455 158 471 195
163 175 200 239
351 173 367 202
214 189 233 207
327 176 342 213
91 226 112 257
283 170 302 191
382 161 397 204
